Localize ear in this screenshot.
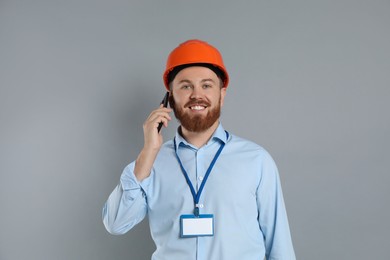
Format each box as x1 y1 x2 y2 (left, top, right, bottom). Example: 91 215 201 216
220 87 227 107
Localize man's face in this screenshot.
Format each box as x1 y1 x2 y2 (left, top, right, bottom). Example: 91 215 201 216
169 66 227 133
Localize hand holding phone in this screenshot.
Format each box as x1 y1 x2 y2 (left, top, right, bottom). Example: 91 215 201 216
157 92 170 132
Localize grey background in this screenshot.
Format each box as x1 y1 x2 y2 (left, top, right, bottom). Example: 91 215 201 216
1 0 389 259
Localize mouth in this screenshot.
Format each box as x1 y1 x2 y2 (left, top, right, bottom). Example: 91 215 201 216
189 105 207 111
185 101 210 111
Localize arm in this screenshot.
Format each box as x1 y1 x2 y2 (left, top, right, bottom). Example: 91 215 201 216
102 104 172 234
102 164 149 235
257 152 296 260
135 104 172 181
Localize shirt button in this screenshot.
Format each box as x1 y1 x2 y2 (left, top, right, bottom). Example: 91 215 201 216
199 204 204 208
198 176 204 181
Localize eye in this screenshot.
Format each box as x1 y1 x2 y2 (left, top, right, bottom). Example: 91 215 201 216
202 84 212 89
181 85 192 90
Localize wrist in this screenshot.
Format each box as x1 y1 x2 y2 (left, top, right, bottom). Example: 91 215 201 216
134 147 159 181
141 145 160 155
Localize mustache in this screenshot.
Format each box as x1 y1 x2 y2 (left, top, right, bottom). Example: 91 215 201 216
184 99 211 108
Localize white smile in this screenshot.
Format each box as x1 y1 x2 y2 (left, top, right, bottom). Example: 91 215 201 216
190 105 206 111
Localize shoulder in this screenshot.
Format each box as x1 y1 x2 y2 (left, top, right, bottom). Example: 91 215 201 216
161 139 175 150
157 139 175 158
155 139 177 162
226 132 276 163
227 133 267 152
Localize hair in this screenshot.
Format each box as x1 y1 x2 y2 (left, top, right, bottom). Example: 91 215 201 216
167 63 225 90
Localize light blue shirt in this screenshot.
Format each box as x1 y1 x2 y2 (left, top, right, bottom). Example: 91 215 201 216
103 124 295 260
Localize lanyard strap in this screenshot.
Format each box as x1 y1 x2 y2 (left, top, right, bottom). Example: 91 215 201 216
174 131 229 216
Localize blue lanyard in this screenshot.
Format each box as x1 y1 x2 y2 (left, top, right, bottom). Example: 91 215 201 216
173 131 229 217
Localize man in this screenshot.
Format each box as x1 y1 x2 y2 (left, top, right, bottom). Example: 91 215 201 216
103 39 296 259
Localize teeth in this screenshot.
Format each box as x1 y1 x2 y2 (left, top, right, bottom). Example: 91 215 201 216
191 106 205 110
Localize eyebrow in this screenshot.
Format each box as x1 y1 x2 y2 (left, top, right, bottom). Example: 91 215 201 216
177 78 216 84
177 79 192 84
201 78 216 83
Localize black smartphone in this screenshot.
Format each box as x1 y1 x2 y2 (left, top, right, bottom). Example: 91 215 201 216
157 92 170 133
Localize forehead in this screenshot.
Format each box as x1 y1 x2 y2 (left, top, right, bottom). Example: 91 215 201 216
173 66 219 83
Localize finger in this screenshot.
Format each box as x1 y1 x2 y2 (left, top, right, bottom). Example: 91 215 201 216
144 113 171 131
156 116 170 128
156 117 169 130
147 110 172 123
156 106 172 113
148 106 172 118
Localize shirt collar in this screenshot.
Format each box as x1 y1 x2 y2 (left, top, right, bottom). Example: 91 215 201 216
174 123 228 150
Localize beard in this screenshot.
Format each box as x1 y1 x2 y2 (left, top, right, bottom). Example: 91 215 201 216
169 95 221 133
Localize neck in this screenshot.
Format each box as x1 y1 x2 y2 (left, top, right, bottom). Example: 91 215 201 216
180 121 220 148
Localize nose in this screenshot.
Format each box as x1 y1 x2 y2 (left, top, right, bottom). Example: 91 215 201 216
190 85 203 99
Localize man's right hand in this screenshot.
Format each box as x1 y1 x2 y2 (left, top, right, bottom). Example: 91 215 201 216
134 105 172 181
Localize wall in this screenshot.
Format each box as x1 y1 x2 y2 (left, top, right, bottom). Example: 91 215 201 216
1 0 389 259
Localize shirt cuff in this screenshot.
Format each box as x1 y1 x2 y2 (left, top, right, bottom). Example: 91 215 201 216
120 162 152 195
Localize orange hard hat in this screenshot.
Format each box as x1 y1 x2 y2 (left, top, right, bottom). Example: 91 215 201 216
163 39 229 90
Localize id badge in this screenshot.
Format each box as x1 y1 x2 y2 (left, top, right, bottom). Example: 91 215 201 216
180 214 214 238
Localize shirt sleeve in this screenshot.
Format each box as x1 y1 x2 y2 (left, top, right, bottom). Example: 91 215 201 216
256 151 296 260
102 162 151 235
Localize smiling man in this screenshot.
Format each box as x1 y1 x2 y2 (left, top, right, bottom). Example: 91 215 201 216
168 65 226 147
103 39 296 260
